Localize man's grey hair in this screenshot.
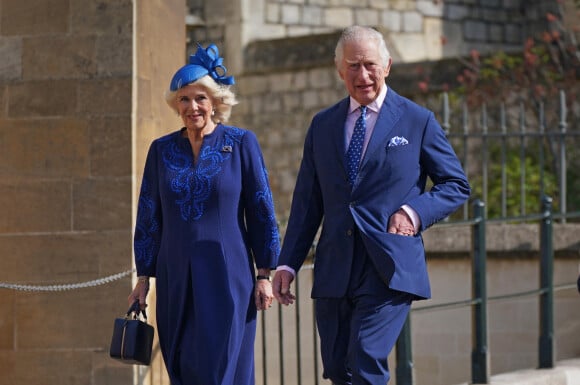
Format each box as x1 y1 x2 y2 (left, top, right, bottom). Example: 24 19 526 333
334 26 391 67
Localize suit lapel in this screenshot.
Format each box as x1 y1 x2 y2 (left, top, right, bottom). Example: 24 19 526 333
360 88 403 171
329 98 350 179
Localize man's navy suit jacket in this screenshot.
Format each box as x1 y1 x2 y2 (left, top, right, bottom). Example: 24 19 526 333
279 88 471 300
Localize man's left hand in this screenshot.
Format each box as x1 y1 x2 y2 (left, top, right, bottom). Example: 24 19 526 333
387 208 415 236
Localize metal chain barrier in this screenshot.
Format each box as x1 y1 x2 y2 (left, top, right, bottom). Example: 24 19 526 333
0 262 315 292
0 268 135 292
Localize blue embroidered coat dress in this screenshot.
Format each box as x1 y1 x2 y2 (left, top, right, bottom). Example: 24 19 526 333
134 124 280 385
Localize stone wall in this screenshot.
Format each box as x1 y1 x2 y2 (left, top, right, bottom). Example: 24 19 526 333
0 1 133 383
0 1 183 384
186 0 576 74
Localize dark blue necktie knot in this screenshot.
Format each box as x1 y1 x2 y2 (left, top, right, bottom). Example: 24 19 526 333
346 106 367 185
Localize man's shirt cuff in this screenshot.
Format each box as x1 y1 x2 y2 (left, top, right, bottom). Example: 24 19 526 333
276 265 296 277
401 204 421 232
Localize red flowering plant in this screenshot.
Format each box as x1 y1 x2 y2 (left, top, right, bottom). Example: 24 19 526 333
419 5 580 219
454 11 579 108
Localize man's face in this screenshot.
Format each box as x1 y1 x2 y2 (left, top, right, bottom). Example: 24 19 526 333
337 39 391 106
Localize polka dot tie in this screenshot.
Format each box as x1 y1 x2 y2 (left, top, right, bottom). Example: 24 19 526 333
346 105 367 185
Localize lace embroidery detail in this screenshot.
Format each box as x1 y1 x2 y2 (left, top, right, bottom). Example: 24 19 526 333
254 165 281 256
163 127 244 221
134 177 160 269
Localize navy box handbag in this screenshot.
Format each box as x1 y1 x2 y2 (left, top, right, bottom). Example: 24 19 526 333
109 300 154 365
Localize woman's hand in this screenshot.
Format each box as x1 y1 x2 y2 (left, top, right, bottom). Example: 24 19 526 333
128 276 149 310
254 278 274 311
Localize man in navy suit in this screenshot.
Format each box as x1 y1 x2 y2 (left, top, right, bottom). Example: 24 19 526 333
273 26 470 384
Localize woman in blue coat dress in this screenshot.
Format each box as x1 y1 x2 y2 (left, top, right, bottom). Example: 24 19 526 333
128 43 280 385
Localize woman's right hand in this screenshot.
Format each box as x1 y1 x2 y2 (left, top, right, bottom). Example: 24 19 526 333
128 276 150 310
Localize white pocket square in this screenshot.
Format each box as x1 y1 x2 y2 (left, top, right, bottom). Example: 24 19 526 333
388 136 409 147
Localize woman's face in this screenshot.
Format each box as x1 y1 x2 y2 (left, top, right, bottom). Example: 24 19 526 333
176 83 215 132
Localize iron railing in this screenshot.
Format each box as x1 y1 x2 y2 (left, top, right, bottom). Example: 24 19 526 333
439 90 579 223
396 197 580 385
257 198 580 385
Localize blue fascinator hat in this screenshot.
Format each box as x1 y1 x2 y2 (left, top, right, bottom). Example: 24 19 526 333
169 43 235 91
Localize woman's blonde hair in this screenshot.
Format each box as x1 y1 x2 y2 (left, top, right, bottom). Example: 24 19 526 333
164 75 239 123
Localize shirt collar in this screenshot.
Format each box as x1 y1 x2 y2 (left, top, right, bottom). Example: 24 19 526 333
349 85 388 114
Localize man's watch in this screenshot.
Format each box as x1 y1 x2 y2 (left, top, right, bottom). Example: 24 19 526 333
256 275 271 281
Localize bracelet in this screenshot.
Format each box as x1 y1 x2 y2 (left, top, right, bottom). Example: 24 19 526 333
138 276 149 283
256 275 271 281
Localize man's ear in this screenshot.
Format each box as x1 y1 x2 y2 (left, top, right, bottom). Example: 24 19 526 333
337 66 345 81
384 58 393 77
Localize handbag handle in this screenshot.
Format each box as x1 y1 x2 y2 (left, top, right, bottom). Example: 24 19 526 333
127 300 148 321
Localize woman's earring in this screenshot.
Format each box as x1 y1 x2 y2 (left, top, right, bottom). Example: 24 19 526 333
211 109 215 116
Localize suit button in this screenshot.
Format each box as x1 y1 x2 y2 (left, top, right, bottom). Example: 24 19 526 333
347 229 353 236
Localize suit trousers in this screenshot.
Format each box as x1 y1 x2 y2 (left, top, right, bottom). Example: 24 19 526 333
315 230 412 385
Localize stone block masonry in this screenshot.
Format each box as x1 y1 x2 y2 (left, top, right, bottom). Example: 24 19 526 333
0 1 184 385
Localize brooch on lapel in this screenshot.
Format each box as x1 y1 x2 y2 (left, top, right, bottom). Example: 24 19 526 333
388 136 409 147
221 145 233 153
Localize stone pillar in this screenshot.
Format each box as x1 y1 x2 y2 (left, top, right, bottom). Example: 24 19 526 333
134 1 186 384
